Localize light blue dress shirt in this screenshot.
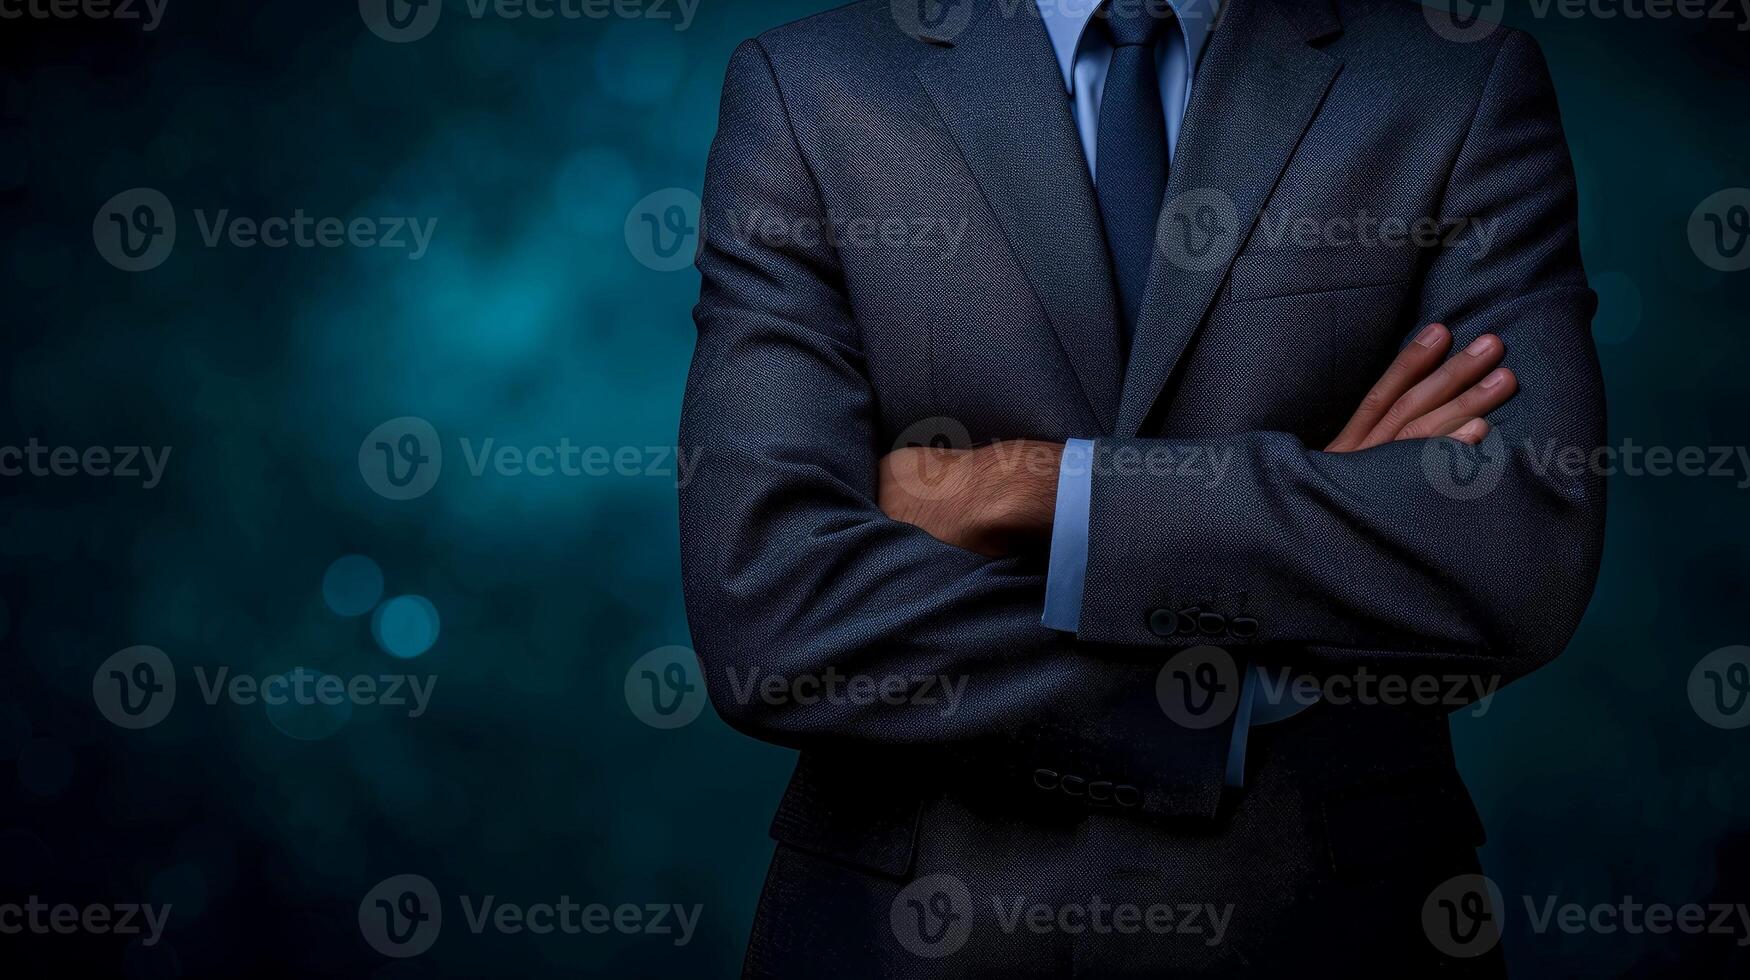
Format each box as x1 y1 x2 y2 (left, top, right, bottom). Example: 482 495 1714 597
1037 0 1216 176
1032 0 1302 789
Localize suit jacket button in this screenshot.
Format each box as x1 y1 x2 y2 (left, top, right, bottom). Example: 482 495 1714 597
1230 616 1259 638
1148 608 1177 637
1199 612 1227 634
1113 784 1141 807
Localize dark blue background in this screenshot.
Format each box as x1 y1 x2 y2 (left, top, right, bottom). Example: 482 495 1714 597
2 0 1747 975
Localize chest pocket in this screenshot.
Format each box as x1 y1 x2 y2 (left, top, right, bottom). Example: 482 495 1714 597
1224 244 1416 304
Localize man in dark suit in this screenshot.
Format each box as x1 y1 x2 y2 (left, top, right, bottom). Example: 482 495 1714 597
678 0 1604 974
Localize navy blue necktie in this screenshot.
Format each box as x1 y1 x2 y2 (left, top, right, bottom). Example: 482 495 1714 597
1095 1 1174 349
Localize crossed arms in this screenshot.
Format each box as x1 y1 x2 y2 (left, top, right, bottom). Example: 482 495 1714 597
878 322 1518 560
678 35 1604 816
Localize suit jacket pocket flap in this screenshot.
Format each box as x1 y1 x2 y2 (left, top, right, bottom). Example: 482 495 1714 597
1225 245 1414 303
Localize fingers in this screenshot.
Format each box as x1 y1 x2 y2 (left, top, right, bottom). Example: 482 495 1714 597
1325 327 1516 454
1435 417 1491 446
1356 332 1504 449
1395 368 1517 441
1325 323 1450 452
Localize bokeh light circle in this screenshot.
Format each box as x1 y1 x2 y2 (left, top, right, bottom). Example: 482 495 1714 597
372 595 440 659
322 554 385 617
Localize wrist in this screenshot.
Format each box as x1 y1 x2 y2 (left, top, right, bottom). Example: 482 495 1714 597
972 440 1062 543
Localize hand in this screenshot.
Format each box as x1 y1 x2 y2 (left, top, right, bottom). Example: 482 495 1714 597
877 439 1063 557
1324 323 1516 453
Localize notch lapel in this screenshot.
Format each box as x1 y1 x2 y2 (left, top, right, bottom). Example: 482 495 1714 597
1115 0 1344 435
915 0 1123 433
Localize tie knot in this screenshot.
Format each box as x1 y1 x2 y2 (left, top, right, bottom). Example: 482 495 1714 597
1098 0 1174 47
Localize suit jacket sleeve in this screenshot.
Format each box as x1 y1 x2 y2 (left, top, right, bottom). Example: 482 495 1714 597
679 40 1235 816
1075 31 1606 690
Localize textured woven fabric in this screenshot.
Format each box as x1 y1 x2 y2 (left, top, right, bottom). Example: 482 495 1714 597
679 0 1603 974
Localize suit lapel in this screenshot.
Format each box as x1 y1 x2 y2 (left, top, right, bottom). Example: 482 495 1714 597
916 0 1123 433
1115 0 1344 436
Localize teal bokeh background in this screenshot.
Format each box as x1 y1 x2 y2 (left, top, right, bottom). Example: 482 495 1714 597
1 0 1747 975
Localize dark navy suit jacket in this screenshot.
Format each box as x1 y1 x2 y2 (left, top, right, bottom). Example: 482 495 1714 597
679 0 1605 974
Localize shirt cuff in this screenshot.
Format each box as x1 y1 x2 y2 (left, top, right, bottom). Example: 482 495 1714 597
1042 438 1096 633
1224 666 1260 788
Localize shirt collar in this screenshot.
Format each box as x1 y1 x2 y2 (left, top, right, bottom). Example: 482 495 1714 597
1036 0 1221 91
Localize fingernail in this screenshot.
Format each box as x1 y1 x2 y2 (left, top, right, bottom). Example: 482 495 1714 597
1458 420 1485 438
1480 369 1507 390
1464 335 1496 357
1415 324 1443 348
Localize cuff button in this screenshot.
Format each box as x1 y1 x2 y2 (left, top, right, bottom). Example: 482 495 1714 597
1148 608 1178 637
1175 608 1201 636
